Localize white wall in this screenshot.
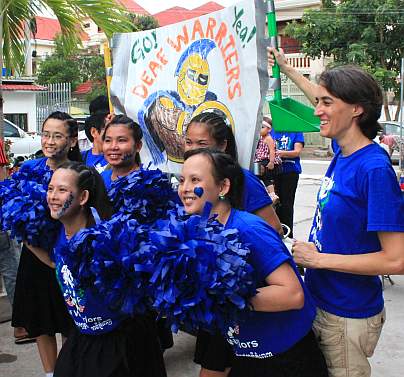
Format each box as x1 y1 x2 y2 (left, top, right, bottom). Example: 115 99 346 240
3 91 38 132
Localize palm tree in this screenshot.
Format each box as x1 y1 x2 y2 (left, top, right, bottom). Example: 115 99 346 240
0 0 133 140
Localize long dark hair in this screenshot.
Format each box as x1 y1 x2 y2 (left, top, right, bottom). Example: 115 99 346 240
187 113 238 160
183 148 244 210
42 111 82 162
319 66 383 139
56 161 113 226
102 114 143 165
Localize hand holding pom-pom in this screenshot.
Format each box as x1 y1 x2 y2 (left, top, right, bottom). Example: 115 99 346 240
0 166 59 252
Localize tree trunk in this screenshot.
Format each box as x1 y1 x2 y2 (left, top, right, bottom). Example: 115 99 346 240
383 94 391 121
394 98 401 121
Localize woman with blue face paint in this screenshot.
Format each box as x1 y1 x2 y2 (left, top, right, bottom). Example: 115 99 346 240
101 114 175 352
11 111 81 377
101 115 143 189
268 47 404 377
184 113 284 377
44 162 166 377
179 149 328 377
185 113 283 235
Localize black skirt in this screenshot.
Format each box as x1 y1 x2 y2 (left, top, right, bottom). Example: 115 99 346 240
12 246 73 337
194 329 234 372
229 330 328 377
54 316 167 377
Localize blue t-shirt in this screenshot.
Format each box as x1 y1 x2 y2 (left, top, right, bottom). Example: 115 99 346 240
224 209 315 358
331 139 340 154
81 149 108 173
242 168 273 212
101 169 113 190
306 143 404 318
273 132 304 174
53 229 127 335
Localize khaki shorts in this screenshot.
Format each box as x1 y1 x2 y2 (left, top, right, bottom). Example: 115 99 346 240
313 307 386 377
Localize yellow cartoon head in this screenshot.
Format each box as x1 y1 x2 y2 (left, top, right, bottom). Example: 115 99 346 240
175 39 216 107
177 54 210 106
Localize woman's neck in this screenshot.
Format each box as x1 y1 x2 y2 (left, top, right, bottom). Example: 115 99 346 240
92 142 103 155
337 124 372 156
212 202 232 225
112 162 139 180
62 212 88 240
46 156 69 171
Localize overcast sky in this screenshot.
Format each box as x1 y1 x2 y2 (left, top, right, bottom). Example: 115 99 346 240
136 0 241 14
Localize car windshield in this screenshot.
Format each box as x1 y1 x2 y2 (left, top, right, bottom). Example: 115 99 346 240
383 122 403 136
4 120 20 137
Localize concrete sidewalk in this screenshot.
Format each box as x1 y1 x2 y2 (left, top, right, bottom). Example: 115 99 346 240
1 176 403 377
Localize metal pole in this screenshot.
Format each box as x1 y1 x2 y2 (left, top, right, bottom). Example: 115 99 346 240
399 57 403 173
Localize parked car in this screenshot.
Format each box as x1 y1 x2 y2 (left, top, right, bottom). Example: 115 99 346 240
379 120 403 164
3 119 42 159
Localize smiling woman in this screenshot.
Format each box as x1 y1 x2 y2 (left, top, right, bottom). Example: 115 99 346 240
101 115 143 189
267 46 404 377
180 149 328 377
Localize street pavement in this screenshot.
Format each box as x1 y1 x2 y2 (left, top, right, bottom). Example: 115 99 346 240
1 160 403 377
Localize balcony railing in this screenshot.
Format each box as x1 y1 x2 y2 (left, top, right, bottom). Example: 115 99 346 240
286 53 311 69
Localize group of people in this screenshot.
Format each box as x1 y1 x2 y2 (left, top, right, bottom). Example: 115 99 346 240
0 45 403 377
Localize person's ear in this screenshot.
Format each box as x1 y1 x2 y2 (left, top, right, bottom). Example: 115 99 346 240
135 140 143 153
70 137 78 148
221 139 228 152
90 127 99 139
79 190 89 207
352 104 364 117
219 178 231 196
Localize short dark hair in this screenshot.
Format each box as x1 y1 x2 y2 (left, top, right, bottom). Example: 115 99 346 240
102 115 143 165
187 113 238 160
319 66 382 139
56 161 113 226
84 113 106 142
42 111 82 162
89 95 109 115
183 148 244 209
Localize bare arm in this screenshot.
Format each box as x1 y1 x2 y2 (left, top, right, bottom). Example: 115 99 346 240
24 242 55 269
250 263 304 312
254 205 283 236
267 47 318 106
292 232 404 275
277 142 303 159
264 135 276 165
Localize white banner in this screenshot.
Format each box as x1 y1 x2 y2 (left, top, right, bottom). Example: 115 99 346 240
110 0 268 172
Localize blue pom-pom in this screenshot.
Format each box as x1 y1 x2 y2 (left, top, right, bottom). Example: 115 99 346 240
56 215 155 315
0 166 60 252
146 206 257 333
108 166 176 224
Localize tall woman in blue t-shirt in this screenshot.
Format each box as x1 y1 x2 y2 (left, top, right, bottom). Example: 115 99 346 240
12 111 81 376
41 162 166 377
268 48 404 377
179 149 328 377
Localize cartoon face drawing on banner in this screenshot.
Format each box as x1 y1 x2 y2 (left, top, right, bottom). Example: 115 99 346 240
138 38 235 164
